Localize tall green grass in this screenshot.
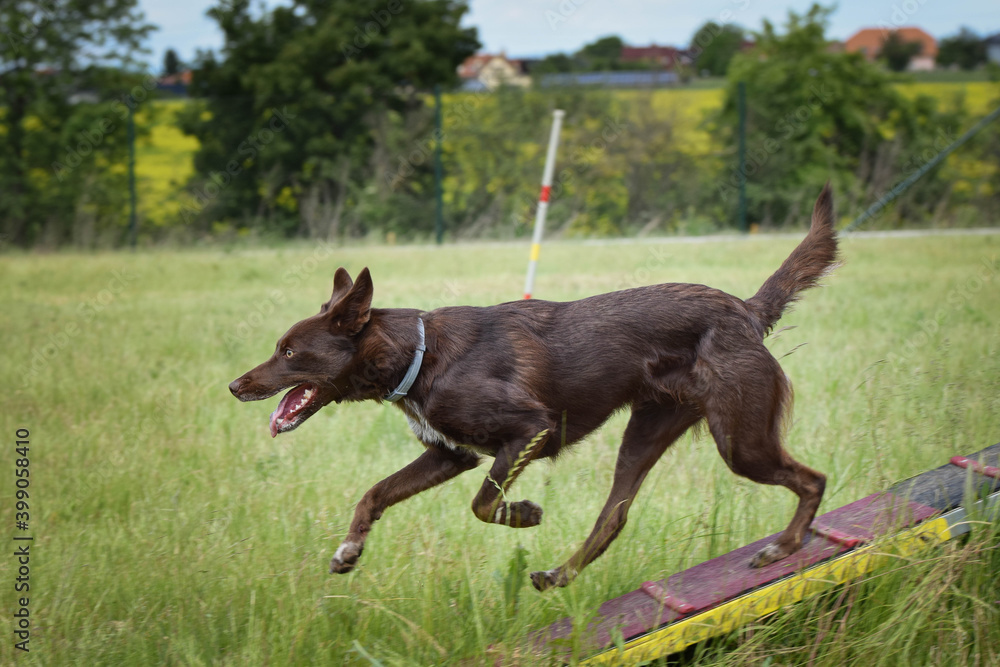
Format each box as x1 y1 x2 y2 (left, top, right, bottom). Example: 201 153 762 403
1 232 998 665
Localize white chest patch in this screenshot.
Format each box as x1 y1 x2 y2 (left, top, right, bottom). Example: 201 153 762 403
401 399 463 451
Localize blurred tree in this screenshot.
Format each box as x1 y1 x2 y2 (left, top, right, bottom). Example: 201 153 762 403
879 31 922 72
0 0 154 247
691 22 745 77
717 4 960 228
936 28 986 70
178 0 478 239
532 52 579 75
163 48 181 75
576 35 624 71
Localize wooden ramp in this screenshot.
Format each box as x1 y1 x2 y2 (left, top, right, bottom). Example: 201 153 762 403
525 443 1000 664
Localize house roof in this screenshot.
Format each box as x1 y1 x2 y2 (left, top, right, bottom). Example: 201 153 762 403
845 27 938 60
621 44 682 59
457 53 531 79
620 44 688 66
158 70 193 86
457 53 494 79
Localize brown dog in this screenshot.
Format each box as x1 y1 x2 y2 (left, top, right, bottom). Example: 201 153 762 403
229 185 838 591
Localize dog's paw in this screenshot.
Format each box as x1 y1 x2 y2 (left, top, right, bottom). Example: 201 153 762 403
530 568 569 592
749 542 790 569
509 500 543 528
330 541 362 574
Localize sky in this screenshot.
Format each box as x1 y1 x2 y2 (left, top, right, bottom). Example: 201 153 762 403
138 0 999 69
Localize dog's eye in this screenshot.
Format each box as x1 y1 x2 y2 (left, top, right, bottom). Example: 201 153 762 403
284 349 294 358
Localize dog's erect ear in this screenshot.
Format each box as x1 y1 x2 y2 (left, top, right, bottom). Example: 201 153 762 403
320 267 354 314
324 267 373 335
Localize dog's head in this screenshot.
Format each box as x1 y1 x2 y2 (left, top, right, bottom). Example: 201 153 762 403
229 267 374 437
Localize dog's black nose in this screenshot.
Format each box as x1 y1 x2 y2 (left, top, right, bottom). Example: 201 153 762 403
229 378 243 396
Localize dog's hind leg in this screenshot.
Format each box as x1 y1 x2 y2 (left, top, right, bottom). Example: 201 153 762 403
531 400 701 591
330 446 479 574
704 353 826 569
470 425 554 529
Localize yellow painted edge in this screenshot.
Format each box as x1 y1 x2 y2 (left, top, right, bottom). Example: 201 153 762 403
529 243 541 262
581 517 952 665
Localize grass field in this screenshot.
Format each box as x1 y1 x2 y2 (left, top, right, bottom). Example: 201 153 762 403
2 232 999 664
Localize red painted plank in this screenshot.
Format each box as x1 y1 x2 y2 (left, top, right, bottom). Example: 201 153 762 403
811 523 864 548
815 491 939 541
950 455 1000 480
529 492 940 660
664 519 847 613
531 586 677 658
666 493 937 613
640 581 695 614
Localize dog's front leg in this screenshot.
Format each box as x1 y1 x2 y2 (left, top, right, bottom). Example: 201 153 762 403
470 428 550 528
330 446 479 574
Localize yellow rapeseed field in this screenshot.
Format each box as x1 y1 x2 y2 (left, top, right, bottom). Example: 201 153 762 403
134 99 199 226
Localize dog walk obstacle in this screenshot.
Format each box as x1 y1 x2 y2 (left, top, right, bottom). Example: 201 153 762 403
525 443 1000 664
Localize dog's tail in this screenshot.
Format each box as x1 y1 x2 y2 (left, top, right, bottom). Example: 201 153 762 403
745 183 839 334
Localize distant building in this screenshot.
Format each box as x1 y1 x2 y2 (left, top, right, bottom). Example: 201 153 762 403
457 53 531 91
539 71 679 88
157 70 192 96
986 33 1000 65
68 90 100 104
620 44 692 70
845 27 938 70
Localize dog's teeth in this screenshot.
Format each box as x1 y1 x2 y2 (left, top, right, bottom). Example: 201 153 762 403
304 389 314 400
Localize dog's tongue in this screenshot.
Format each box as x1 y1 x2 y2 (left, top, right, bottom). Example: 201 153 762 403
269 384 311 438
269 409 280 438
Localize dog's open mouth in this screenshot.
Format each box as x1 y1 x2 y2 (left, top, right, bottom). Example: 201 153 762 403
270 383 318 438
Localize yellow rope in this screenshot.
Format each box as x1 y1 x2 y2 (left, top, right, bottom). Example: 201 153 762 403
503 428 549 492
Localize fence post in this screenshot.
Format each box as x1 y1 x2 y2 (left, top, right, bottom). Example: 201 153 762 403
737 80 747 233
434 84 444 245
127 107 138 249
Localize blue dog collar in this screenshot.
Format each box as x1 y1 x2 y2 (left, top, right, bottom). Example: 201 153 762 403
384 317 426 403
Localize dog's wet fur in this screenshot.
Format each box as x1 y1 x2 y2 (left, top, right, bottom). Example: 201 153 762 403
230 184 839 590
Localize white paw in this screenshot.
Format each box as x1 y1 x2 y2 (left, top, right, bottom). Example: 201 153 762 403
330 541 362 574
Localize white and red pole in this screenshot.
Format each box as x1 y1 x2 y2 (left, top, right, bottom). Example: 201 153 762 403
523 109 565 299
